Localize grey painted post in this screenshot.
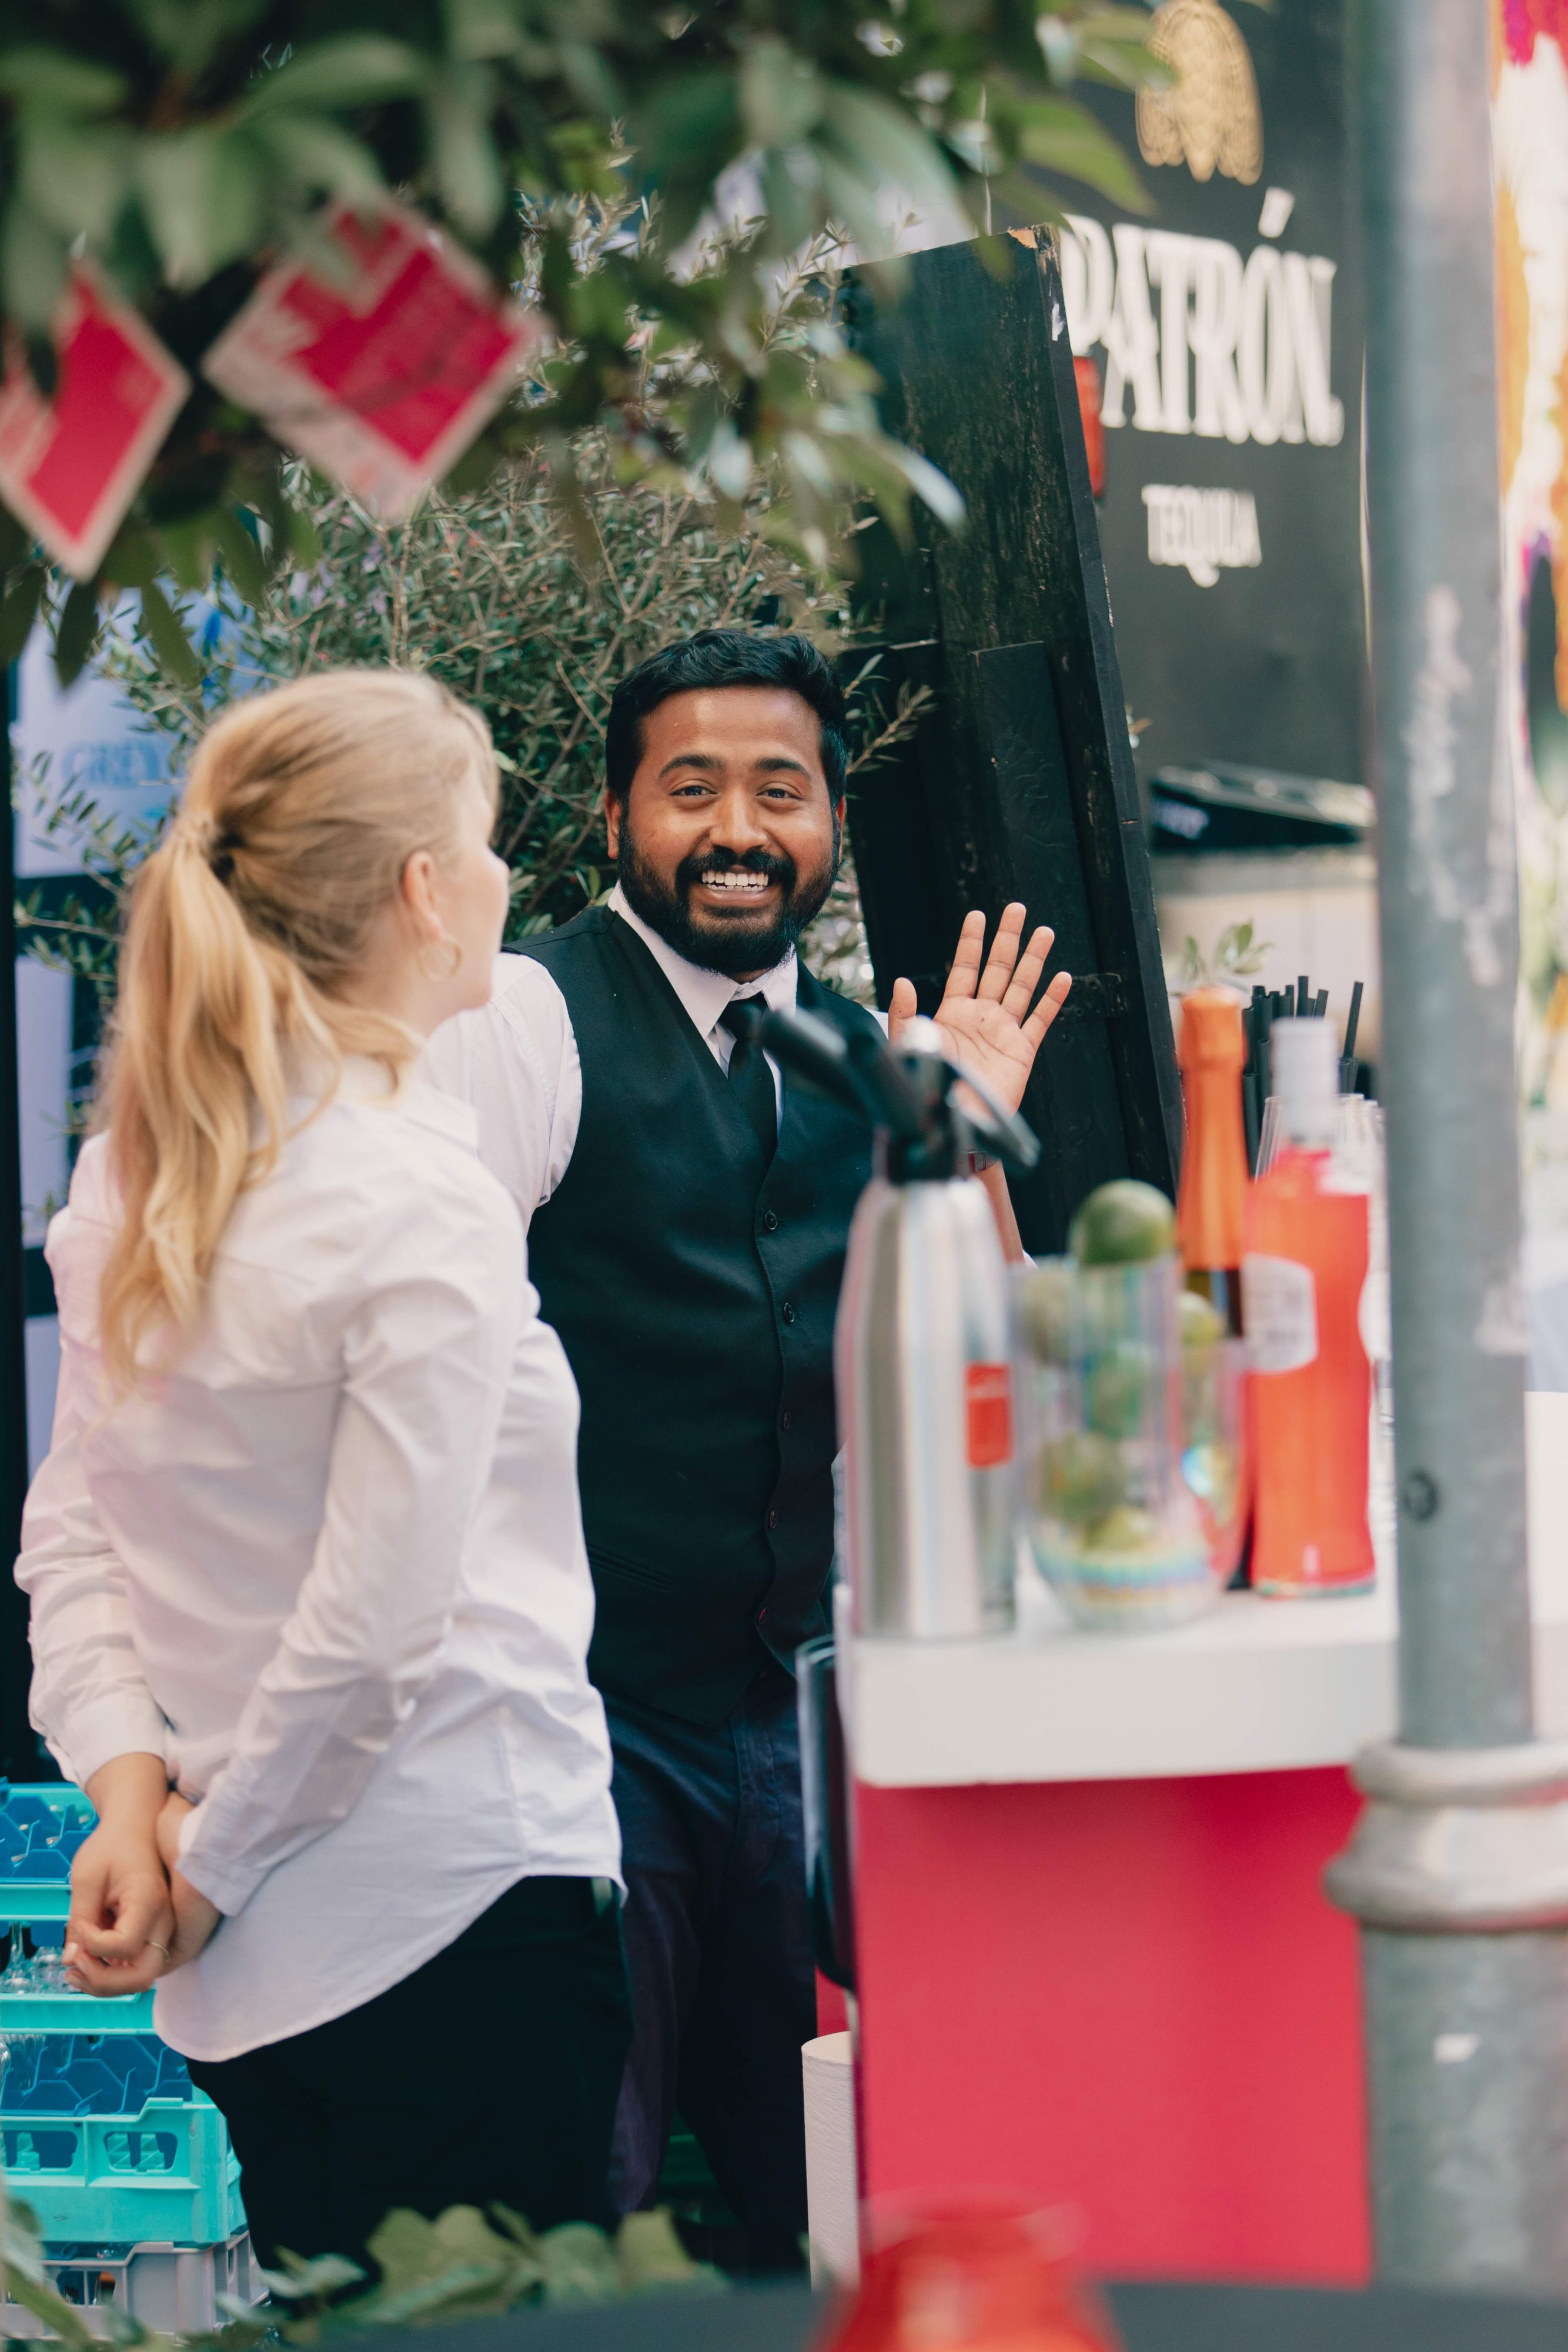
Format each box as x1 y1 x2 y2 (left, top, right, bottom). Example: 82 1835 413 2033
1323 0 1568 2293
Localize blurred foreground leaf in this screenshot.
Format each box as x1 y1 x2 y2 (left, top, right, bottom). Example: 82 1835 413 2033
0 0 1162 632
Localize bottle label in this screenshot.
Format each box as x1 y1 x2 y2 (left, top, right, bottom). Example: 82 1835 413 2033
965 1362 1013 1468
1241 1254 1319 1373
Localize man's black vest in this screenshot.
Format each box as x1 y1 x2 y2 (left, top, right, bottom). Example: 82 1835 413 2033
522 906 880 1724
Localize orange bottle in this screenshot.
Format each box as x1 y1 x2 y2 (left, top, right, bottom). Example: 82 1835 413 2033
1243 1018 1373 1596
1176 989 1249 1337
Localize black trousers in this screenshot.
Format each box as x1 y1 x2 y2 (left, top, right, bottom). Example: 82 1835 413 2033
188 1876 631 2271
604 1669 815 2274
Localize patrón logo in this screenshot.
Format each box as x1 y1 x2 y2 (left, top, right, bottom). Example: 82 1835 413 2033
1136 0 1263 187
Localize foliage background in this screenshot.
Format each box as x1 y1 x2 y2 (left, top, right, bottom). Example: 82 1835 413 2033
0 0 1164 692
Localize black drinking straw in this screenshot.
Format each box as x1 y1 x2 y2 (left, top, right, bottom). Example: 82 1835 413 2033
1296 973 1310 1015
1243 987 1265 1171
1340 979 1365 1093
1313 987 1328 1018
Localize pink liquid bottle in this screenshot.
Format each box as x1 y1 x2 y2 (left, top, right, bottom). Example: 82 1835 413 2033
1242 1018 1374 1596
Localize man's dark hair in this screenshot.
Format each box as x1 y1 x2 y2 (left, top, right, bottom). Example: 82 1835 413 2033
604 630 848 805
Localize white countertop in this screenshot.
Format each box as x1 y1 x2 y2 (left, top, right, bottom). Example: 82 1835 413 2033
840 1392 1568 1789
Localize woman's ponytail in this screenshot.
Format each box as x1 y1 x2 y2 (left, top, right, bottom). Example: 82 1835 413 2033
95 670 498 1390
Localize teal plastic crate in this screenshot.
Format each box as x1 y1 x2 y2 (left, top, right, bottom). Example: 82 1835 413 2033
0 1782 157 2028
2 2037 245 2250
0 1783 96 1925
0 1784 246 2252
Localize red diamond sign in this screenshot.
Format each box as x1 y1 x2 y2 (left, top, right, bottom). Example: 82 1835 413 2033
202 201 540 520
0 267 190 579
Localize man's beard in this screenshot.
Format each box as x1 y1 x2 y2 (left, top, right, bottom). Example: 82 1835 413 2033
616 828 838 978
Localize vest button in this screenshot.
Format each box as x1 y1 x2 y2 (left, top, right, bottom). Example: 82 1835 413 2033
761 1208 780 1232
781 1300 797 1324
768 1508 779 1531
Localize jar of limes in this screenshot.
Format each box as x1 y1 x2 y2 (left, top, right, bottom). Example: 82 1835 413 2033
1017 1181 1242 1630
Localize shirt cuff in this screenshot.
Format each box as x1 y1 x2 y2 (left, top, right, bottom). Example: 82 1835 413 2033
176 1802 262 1920
54 1698 170 1793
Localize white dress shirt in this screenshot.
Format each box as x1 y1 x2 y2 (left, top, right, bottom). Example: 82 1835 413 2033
421 883 831 1230
16 1067 621 2062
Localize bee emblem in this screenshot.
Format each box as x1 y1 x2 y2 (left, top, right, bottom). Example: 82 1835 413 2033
1136 0 1263 186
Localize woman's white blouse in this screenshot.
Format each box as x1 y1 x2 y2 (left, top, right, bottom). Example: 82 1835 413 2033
15 1070 621 2062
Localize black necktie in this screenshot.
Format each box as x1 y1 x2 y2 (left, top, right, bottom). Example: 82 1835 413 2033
720 997 777 1161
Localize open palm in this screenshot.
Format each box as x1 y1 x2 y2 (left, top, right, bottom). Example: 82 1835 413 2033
888 904 1072 1117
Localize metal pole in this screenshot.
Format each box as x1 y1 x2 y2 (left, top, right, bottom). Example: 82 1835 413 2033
1324 0 1568 2296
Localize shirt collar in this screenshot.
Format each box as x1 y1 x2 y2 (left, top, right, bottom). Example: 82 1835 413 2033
606 882 798 1038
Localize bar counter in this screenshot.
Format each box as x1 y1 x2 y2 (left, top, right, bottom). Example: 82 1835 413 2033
836 1395 1568 2284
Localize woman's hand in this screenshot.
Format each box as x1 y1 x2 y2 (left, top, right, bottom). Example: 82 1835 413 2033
890 903 1072 1118
156 1792 221 1971
65 1754 175 1997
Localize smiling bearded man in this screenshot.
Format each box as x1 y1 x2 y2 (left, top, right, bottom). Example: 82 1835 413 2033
424 631 1072 2272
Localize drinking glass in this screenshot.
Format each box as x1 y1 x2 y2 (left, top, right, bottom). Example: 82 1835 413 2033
1017 1254 1221 1629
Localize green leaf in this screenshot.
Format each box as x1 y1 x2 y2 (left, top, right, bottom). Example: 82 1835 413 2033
121 0 270 74
882 442 965 530
818 83 965 220
138 580 201 684
18 115 132 244
0 503 32 572
158 514 215 592
740 37 822 146
260 2248 367 2300
1075 6 1165 36
746 149 811 262
444 0 527 62
54 579 103 687
242 35 430 115
287 505 322 566
213 506 266 605
1014 101 1151 212
360 2203 541 2321
554 41 620 119
424 69 506 236
100 522 158 586
631 69 740 186
0 48 129 112
248 113 386 204
1075 43 1169 94
1068 9 1167 92
135 127 268 287
0 562 45 666
539 2222 619 2306
1 202 68 336
615 2208 719 2295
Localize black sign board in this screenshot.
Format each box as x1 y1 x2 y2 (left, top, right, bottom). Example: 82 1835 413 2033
1055 0 1365 789
843 233 1182 1255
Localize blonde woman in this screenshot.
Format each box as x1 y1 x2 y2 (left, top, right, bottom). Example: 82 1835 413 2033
14 671 626 2269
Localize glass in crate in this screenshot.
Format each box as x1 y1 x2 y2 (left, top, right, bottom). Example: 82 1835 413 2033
1018 1255 1221 1628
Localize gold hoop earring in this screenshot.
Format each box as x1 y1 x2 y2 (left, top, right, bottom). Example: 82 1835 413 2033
419 933 462 983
